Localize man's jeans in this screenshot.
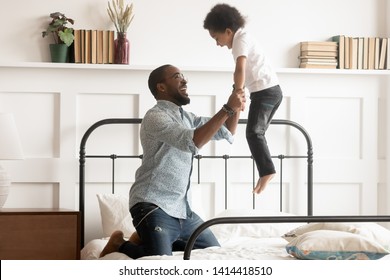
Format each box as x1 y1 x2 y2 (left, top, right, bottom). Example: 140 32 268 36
246 85 283 177
118 202 220 259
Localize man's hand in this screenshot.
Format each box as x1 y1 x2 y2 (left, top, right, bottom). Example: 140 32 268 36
193 88 246 147
227 88 246 113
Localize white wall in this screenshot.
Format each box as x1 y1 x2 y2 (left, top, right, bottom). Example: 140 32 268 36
0 0 388 67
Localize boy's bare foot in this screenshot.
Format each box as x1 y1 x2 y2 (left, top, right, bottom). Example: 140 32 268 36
99 230 125 258
253 173 275 194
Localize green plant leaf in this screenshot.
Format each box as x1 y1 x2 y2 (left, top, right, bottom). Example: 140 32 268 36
59 28 74 47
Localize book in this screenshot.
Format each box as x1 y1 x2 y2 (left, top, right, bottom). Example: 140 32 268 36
97 30 104 64
299 62 337 69
91 30 97 64
300 41 338 52
344 36 350 69
85 30 91 64
300 50 337 57
374 37 380 69
387 37 390 70
103 30 109 64
349 37 358 69
378 38 387 70
368 37 375 69
331 35 345 69
357 37 363 69
299 55 337 60
80 29 85 63
300 58 337 63
363 37 369 69
73 29 81 63
108 30 115 64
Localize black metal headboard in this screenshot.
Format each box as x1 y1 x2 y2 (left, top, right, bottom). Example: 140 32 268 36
78 118 313 247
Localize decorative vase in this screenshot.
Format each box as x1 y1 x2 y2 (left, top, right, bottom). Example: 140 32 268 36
50 44 69 63
114 32 130 64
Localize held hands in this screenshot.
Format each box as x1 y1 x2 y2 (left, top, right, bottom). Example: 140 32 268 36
226 88 246 114
234 88 246 111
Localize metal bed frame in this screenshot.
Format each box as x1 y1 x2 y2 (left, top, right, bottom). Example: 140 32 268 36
78 118 390 259
79 118 313 248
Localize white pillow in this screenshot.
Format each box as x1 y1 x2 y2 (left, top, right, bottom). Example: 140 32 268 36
211 209 305 240
96 194 135 238
282 222 390 250
286 230 389 260
283 222 356 241
353 223 390 251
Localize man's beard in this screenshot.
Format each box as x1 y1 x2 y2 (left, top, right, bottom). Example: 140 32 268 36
176 91 190 106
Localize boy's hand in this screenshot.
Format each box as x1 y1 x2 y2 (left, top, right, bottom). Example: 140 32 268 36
232 88 246 111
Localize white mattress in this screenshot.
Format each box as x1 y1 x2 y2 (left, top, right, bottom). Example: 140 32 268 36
81 236 295 260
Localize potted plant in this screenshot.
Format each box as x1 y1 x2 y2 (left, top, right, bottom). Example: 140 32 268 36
42 12 75 63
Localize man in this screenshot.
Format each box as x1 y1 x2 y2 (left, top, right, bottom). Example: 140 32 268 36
100 64 245 259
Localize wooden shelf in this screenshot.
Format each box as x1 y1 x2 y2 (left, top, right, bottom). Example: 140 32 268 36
278 68 390 75
1 62 389 75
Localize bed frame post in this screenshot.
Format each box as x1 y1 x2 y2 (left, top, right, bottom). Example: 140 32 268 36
79 143 86 248
270 120 313 216
78 118 142 248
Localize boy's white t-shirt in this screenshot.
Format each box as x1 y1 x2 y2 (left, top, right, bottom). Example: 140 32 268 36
232 28 279 93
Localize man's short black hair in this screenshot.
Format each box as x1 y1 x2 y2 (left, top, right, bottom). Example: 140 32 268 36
148 64 172 96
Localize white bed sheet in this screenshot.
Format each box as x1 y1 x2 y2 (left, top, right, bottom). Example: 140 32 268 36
81 236 390 260
81 236 295 260
83 203 390 260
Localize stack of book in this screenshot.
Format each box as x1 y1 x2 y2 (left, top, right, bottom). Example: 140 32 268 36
73 29 115 64
331 35 389 70
299 41 338 69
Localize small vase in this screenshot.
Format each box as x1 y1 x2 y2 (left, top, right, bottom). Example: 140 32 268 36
114 32 130 64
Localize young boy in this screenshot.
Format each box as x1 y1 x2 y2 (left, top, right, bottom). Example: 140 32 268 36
203 3 283 194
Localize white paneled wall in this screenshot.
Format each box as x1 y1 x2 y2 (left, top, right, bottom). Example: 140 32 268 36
0 63 388 243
